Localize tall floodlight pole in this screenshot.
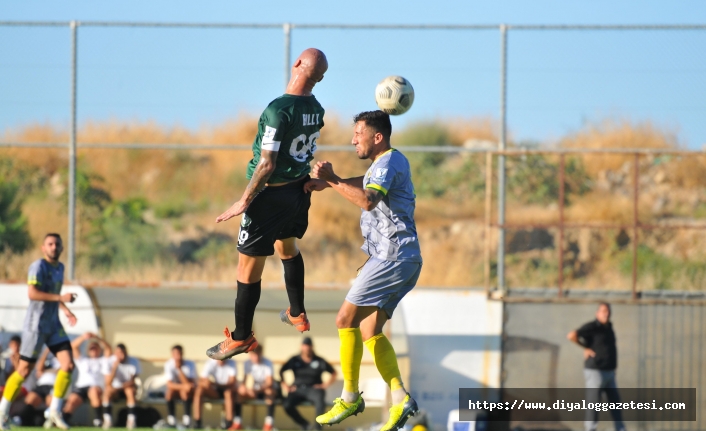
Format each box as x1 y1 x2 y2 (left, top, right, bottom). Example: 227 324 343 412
497 24 508 292
283 23 291 90
68 20 78 281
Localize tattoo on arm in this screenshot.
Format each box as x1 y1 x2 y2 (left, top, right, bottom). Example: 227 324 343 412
365 189 384 208
242 152 276 203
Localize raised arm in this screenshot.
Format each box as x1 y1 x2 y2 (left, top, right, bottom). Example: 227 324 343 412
216 150 277 223
313 161 382 211
71 332 93 357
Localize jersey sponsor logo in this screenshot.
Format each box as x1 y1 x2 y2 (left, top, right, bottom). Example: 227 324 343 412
374 168 388 179
289 132 319 162
302 113 320 126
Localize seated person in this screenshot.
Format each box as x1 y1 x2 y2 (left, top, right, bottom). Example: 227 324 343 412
164 345 196 428
102 343 140 430
193 359 237 430
63 332 111 426
239 345 275 431
0 336 21 387
24 348 59 418
280 338 336 431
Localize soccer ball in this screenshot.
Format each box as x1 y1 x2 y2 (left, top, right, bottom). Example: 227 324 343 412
375 76 415 115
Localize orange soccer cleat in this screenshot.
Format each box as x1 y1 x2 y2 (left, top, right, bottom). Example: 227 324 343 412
279 307 311 332
206 327 258 360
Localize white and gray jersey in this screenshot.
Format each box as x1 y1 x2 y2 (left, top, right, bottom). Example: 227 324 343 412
24 259 65 333
243 358 273 387
102 355 141 389
75 356 106 389
361 149 422 262
164 358 197 383
200 359 236 386
36 356 60 387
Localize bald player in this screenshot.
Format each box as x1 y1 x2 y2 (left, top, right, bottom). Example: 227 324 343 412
207 48 328 360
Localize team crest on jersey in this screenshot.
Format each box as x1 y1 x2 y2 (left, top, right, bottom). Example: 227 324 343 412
374 168 388 179
241 214 252 228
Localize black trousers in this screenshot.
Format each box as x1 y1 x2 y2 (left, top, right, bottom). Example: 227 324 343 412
282 386 326 430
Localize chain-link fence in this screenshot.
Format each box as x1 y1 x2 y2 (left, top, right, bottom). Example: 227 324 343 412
1 22 705 293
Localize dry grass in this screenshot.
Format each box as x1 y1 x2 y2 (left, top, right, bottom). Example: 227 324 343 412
559 118 677 177
2 116 704 290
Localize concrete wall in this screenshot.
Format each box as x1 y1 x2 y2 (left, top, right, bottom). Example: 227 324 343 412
503 301 706 430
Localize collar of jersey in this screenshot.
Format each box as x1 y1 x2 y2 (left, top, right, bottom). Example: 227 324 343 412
373 148 396 164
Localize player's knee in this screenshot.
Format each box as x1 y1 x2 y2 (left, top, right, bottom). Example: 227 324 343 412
335 312 355 329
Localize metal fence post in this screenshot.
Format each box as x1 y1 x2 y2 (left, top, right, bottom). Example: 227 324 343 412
497 24 508 292
283 23 291 90
68 21 78 281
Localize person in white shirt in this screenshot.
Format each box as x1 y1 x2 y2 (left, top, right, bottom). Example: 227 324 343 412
24 348 59 411
193 359 237 430
0 336 21 387
164 345 196 428
102 343 140 430
239 345 276 431
62 332 111 426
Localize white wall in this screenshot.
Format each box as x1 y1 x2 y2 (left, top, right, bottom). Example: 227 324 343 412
392 289 503 430
0 284 100 346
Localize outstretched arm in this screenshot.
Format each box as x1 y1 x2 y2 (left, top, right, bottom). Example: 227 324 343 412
313 161 381 211
216 150 277 223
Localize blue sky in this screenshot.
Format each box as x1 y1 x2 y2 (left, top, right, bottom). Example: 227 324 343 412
1 1 705 147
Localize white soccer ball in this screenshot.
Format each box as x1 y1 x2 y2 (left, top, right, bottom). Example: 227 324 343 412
375 76 415 115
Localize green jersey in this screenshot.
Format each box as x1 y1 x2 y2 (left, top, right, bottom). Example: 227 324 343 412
246 94 325 184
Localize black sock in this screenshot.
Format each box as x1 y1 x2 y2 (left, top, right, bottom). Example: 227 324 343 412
234 402 242 417
167 399 176 417
195 419 203 429
105 404 112 418
183 399 192 420
233 280 262 340
266 403 275 417
282 252 305 316
63 412 72 422
127 405 135 415
94 405 103 420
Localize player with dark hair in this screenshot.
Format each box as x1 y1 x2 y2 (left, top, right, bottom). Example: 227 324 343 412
193 358 238 430
305 111 422 430
62 332 112 427
567 302 625 431
207 48 329 360
164 345 196 428
102 343 140 430
0 233 77 431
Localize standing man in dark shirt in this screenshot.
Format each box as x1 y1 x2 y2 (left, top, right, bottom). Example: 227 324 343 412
567 302 625 431
280 338 337 430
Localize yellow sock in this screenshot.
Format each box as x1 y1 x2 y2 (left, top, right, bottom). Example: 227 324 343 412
364 333 404 392
2 372 25 402
339 328 363 393
54 369 72 399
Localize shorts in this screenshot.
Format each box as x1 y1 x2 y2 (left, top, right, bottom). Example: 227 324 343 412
109 387 127 400
33 384 54 399
345 257 422 318
237 176 311 256
72 386 91 401
19 327 70 362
